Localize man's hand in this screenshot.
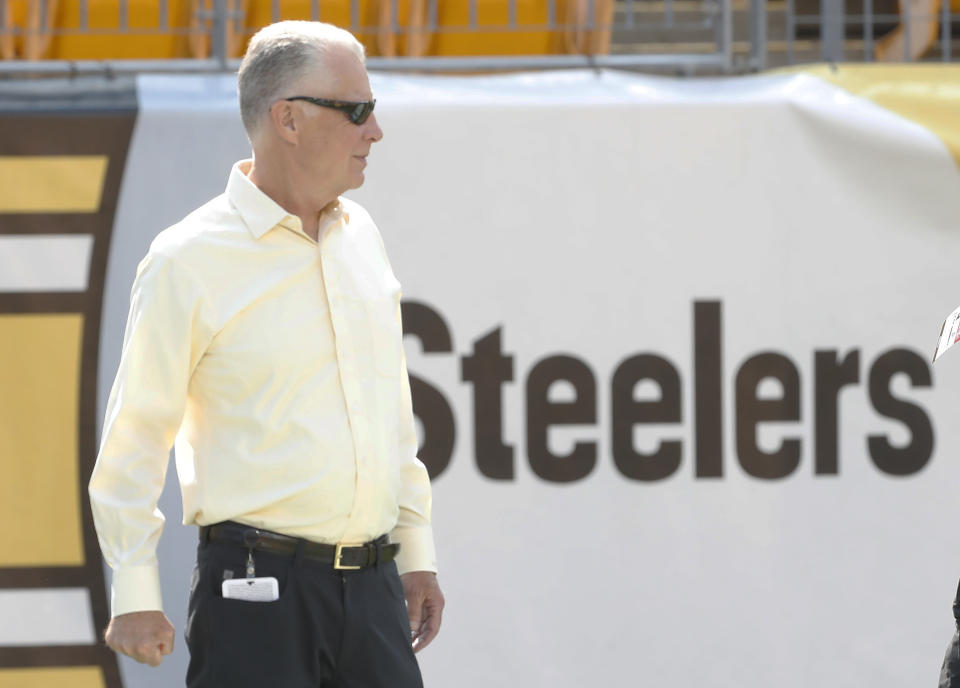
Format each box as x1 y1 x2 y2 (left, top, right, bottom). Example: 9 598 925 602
104 610 175 667
401 571 445 653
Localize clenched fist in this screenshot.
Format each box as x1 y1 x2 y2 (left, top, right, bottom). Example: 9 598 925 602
104 610 175 667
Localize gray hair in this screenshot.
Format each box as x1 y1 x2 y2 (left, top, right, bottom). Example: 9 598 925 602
238 21 366 137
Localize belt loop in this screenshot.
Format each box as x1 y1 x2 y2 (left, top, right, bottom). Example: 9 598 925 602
200 525 211 547
374 538 382 569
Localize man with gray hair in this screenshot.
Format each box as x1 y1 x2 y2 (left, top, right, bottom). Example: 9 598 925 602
89 20 443 687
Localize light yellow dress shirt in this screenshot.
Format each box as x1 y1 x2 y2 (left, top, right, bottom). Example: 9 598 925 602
89 160 436 618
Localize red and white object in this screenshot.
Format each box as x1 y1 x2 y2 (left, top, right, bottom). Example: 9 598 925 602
934 305 960 362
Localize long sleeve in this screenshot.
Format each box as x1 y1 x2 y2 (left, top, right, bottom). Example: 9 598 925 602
88 169 441 608
390 302 438 576
88 249 213 617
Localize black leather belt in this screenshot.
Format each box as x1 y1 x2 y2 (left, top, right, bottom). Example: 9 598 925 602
201 522 400 571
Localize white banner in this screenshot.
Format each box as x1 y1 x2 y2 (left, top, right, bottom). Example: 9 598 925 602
98 69 960 687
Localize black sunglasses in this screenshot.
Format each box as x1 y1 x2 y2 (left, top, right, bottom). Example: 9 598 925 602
285 96 376 125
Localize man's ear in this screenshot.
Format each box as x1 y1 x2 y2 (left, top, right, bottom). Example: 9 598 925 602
269 100 299 144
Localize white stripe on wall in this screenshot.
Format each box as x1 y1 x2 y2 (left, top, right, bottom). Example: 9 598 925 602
0 235 94 292
0 588 96 645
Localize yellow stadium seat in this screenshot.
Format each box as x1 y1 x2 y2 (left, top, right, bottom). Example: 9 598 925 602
563 0 612 54
244 0 399 57
406 0 613 57
0 0 15 57
188 0 248 59
19 0 194 60
369 0 421 57
11 0 47 59
6 0 611 61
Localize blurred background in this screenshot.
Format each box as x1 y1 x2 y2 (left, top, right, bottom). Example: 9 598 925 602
1 2 960 688
0 0 959 71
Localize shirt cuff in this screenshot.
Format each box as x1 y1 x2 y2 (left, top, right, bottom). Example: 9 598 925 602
110 564 164 618
390 525 437 575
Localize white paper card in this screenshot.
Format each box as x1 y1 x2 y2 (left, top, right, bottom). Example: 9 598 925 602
221 577 279 602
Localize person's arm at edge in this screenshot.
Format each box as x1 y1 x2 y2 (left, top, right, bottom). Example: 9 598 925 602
370 215 445 652
88 249 214 666
390 308 444 653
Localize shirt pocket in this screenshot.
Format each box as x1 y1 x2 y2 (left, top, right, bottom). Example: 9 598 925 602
366 289 403 378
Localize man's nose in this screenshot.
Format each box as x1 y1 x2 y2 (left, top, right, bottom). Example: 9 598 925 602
365 113 383 142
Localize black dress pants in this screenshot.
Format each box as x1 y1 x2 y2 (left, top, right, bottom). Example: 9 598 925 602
185 535 423 688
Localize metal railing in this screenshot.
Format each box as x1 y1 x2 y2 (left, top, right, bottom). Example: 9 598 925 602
804 0 954 63
752 0 956 69
0 0 955 76
0 0 732 74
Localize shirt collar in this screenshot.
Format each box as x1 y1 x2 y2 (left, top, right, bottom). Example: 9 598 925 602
226 160 290 240
226 159 349 241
